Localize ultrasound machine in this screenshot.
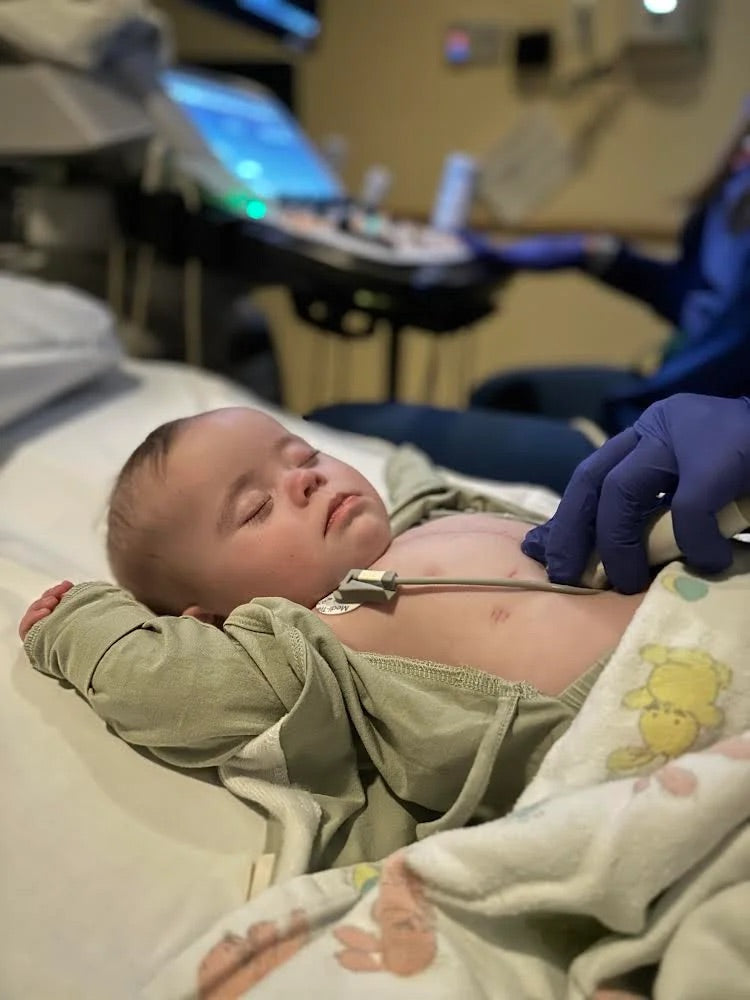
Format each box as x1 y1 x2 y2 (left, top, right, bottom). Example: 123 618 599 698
146 66 505 394
0 0 507 399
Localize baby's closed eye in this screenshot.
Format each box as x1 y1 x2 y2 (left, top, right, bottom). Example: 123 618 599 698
241 497 272 524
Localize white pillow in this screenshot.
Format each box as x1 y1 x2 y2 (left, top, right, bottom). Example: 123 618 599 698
0 271 121 429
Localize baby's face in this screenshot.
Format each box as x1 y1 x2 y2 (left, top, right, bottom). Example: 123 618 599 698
158 408 391 617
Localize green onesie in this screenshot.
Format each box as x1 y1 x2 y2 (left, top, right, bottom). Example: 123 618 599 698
24 447 604 870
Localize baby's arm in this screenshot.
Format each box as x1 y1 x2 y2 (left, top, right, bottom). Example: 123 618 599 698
22 582 285 767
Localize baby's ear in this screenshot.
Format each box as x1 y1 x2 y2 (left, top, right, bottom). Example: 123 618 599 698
182 605 223 626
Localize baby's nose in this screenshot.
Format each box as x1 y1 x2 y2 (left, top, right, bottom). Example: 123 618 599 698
286 467 322 505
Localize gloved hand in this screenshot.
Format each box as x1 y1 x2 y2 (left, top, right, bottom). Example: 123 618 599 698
463 231 589 271
522 394 750 593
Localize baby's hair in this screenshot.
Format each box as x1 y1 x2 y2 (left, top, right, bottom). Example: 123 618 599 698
107 416 195 615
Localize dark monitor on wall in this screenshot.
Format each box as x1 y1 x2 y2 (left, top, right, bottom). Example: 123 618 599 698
185 0 320 49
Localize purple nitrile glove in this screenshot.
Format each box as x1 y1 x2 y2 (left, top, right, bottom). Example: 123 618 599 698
463 231 589 271
522 394 750 593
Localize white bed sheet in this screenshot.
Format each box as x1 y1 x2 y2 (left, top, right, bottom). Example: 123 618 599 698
0 358 559 999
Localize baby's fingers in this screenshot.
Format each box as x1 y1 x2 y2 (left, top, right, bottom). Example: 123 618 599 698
18 582 73 640
30 595 59 613
18 607 51 640
34 581 74 611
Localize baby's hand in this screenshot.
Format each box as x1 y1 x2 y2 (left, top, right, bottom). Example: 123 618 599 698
18 581 74 641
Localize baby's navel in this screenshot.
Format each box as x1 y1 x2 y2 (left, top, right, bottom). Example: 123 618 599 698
490 606 511 625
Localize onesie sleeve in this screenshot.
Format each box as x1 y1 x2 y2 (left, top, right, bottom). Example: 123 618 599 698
23 582 286 766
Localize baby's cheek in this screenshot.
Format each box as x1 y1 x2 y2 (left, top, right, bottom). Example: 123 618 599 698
352 513 392 560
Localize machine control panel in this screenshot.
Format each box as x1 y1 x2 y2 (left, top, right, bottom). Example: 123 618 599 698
270 204 471 266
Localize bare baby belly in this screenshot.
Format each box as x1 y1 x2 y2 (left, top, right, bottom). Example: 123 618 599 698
315 514 644 695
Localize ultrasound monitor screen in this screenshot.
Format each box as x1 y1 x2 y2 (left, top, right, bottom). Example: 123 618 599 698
163 68 344 202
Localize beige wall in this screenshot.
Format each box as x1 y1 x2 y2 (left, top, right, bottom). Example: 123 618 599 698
156 0 750 413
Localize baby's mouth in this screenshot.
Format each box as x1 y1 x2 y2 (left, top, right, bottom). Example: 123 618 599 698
324 493 359 534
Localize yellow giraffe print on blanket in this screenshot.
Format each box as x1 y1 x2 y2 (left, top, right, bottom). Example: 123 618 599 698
607 643 732 774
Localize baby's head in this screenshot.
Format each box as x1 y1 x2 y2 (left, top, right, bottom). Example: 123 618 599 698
107 407 391 620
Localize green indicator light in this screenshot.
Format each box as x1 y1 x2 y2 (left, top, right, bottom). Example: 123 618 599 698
246 200 267 220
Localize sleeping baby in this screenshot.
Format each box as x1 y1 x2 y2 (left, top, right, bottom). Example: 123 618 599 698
19 407 644 869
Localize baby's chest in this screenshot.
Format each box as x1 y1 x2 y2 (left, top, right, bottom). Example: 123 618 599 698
313 515 550 667
312 514 640 694
375 514 544 581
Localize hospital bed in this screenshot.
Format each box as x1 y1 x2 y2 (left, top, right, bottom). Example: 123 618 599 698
7 348 750 1000
0 273 557 998
4 277 750 999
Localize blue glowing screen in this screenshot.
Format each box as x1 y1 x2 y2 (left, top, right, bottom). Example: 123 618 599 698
236 0 319 40
163 68 344 202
